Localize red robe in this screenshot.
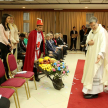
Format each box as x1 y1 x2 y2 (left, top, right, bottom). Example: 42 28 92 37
23 30 45 71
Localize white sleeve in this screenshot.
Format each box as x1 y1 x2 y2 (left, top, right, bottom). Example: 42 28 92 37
98 52 104 59
86 32 91 44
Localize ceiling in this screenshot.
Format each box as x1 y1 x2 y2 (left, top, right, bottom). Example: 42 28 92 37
0 0 108 9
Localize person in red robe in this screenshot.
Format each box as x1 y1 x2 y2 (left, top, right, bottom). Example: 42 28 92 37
23 18 45 81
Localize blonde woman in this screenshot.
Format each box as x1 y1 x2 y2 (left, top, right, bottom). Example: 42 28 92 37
9 15 19 60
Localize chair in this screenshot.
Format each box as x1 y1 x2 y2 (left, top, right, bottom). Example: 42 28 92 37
7 53 37 98
0 59 29 108
0 88 18 108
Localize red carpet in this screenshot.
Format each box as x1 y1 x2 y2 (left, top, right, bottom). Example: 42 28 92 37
67 59 108 108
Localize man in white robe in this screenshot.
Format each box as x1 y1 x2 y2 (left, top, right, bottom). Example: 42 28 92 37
81 16 108 99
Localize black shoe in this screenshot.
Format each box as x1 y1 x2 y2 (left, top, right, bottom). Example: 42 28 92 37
35 77 40 82
21 66 23 70
84 94 98 99
71 49 72 51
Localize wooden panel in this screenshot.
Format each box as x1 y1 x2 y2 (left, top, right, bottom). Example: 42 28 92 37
2 9 108 12
0 11 2 23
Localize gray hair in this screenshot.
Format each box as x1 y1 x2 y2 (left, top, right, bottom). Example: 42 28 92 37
55 33 59 36
46 34 50 38
89 16 98 24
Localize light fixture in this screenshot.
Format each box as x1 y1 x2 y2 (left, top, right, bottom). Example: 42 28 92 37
22 7 25 9
85 7 88 8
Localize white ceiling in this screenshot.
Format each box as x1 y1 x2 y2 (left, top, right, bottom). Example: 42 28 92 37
0 0 108 9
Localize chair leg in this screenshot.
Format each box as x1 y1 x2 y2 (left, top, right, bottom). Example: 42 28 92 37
13 93 18 108
33 76 37 90
15 88 21 108
24 83 29 99
26 79 31 98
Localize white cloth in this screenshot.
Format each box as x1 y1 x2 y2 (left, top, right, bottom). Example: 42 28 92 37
82 24 106 90
0 95 2 99
35 32 42 60
82 64 104 94
10 24 19 49
83 52 104 94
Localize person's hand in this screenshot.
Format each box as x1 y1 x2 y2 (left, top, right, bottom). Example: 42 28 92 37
81 45 84 47
88 40 94 46
8 43 11 46
16 41 19 43
34 60 39 63
14 43 17 45
10 46 13 51
49 51 53 54
22 52 26 55
95 55 101 64
56 48 58 51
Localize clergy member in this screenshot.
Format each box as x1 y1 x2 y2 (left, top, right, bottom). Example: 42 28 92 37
82 16 108 99
23 18 45 81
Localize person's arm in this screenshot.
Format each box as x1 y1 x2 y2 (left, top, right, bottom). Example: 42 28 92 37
46 41 55 52
95 31 106 64
74 31 78 38
16 27 19 42
79 30 82 36
10 30 17 44
0 25 9 45
86 32 92 45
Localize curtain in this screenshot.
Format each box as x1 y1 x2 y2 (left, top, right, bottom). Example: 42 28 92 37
59 12 86 49
94 12 104 25
0 11 2 23
94 12 108 30
2 11 23 32
102 12 108 29
30 11 55 34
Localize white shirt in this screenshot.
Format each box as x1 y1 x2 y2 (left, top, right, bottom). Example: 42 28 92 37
35 32 42 60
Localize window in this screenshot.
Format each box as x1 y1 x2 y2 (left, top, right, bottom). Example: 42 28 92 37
23 23 29 33
23 13 29 20
23 12 30 33
86 12 94 28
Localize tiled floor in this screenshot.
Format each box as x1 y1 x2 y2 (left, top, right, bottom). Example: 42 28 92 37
10 51 85 108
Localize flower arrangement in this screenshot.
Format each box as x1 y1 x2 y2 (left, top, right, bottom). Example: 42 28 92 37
49 61 69 79
38 56 69 79
38 56 69 90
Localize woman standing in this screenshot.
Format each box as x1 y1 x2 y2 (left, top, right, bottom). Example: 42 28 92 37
9 15 19 60
0 14 12 82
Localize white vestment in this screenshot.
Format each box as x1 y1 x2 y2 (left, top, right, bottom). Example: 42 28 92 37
82 24 108 94
35 32 42 61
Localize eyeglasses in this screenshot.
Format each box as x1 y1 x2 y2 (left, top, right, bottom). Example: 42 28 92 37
90 23 97 28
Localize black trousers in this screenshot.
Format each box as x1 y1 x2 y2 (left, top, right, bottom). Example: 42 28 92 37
63 46 67 55
54 49 63 60
33 66 39 79
71 38 77 49
0 97 10 108
13 48 16 55
17 54 25 67
85 50 87 56
0 42 10 79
